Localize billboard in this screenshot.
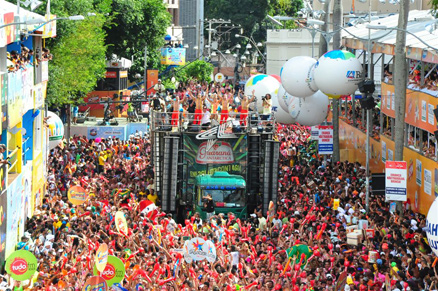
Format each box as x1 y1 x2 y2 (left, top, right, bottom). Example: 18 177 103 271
183 134 247 185
160 48 186 65
385 161 407 202
87 126 126 140
318 125 333 155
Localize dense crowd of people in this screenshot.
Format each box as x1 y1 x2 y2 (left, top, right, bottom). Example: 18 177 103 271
7 45 52 72
1 81 437 290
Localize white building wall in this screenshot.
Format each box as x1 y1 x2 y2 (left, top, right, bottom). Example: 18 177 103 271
266 29 332 75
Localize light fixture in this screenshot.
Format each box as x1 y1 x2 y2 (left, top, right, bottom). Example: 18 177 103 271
68 15 85 21
318 0 326 3
307 19 325 26
87 13 96 16
257 42 263 47
236 44 241 49
225 49 231 54
211 51 217 56
205 44 210 48
246 43 252 49
235 34 240 38
184 44 189 48
366 24 387 30
233 53 238 57
194 46 199 50
241 55 247 60
244 50 250 55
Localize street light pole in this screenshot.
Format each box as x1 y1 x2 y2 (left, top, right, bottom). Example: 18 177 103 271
365 0 372 213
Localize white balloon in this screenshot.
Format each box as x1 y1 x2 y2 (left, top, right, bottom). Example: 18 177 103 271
47 111 64 150
426 197 438 257
313 50 363 98
288 91 329 126
272 91 295 124
277 85 296 112
280 56 318 98
244 74 280 113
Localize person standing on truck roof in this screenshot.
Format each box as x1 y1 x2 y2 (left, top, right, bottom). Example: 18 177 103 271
240 89 256 127
188 89 207 125
203 193 215 220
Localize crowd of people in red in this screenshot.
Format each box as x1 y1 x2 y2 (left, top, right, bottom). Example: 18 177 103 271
2 121 436 290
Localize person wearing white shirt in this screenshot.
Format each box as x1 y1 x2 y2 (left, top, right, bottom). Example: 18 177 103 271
200 107 211 129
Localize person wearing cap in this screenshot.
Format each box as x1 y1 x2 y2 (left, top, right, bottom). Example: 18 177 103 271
154 79 166 95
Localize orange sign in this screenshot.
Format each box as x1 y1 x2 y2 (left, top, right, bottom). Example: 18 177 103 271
381 82 438 134
115 211 128 236
147 70 159 95
67 186 88 206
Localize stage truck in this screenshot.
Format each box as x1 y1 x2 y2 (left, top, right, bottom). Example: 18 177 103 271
150 110 280 221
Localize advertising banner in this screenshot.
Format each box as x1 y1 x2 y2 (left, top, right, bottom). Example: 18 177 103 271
310 126 319 140
160 48 186 65
82 276 107 291
5 250 37 281
93 255 125 286
20 163 32 238
95 243 108 273
3 12 15 46
6 174 23 257
87 126 126 140
183 134 247 185
147 69 159 95
425 169 433 196
68 185 88 205
114 211 128 236
385 161 407 202
318 125 333 155
21 66 34 115
381 82 438 133
7 70 23 128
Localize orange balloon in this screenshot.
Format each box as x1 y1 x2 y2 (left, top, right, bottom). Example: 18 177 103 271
62 270 68 276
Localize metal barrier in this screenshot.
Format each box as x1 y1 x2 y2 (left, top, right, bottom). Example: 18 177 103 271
150 110 276 134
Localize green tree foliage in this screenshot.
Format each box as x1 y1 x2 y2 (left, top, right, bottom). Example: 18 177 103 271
268 0 303 29
174 60 214 83
46 15 107 105
105 0 172 79
205 0 269 37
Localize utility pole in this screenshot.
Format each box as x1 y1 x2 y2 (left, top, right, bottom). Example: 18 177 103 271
331 0 343 163
394 0 409 162
318 0 331 57
394 0 409 215
208 20 212 57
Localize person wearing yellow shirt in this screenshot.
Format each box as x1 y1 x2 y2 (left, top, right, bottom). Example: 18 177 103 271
98 151 106 173
147 189 158 204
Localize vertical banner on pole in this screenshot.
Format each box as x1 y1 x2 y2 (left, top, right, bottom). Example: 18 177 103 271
318 125 333 155
385 161 407 202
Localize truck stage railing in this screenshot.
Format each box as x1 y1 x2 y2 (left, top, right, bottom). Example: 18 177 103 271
150 110 276 134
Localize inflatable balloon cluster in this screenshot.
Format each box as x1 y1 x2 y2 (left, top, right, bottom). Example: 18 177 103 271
243 50 362 126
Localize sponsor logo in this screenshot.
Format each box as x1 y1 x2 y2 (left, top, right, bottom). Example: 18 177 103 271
196 122 237 140
346 70 362 80
11 258 28 275
196 141 234 164
101 264 116 280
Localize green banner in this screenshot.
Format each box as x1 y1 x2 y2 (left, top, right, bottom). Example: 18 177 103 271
93 255 125 287
5 250 37 281
183 134 248 185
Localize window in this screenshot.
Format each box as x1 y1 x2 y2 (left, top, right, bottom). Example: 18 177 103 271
198 188 245 207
